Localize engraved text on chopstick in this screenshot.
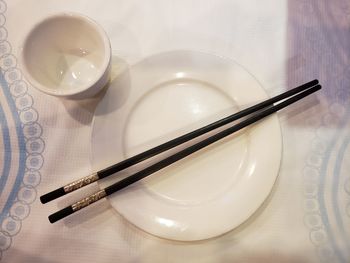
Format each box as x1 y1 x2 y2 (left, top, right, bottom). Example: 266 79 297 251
63 173 99 193
71 189 107 211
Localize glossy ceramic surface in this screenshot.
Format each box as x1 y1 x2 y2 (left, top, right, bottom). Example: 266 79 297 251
91 51 282 241
20 13 111 99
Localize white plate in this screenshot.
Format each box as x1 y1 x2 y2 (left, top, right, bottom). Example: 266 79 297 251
91 50 282 241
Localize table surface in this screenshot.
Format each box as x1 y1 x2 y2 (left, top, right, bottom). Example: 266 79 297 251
0 0 349 262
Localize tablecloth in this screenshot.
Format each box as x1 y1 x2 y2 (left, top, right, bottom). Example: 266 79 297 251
0 0 349 262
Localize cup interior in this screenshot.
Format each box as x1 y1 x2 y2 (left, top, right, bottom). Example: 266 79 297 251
22 14 109 95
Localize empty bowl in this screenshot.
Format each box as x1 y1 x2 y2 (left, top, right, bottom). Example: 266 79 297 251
19 12 111 99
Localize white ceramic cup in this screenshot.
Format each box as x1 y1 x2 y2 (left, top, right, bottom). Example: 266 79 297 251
19 13 111 99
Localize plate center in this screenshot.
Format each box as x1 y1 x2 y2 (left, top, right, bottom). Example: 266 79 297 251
123 77 249 205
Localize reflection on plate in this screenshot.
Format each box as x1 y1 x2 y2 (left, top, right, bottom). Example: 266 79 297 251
91 50 282 241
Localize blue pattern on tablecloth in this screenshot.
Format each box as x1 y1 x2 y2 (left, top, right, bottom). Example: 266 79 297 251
333 134 350 247
0 99 11 197
302 102 350 263
0 70 27 221
0 0 44 260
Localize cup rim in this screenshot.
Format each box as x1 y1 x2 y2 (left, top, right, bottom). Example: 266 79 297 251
19 12 112 97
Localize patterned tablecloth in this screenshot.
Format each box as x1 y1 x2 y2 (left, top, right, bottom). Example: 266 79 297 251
0 0 349 262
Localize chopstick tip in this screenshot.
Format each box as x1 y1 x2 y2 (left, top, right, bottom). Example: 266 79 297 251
40 187 66 204
48 206 74 224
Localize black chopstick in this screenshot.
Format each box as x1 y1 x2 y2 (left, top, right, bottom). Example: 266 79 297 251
40 79 319 204
48 83 321 223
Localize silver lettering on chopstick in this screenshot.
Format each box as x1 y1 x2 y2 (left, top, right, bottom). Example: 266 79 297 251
63 172 99 193
71 190 107 211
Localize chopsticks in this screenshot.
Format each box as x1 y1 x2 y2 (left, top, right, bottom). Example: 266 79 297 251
41 79 319 204
44 80 321 223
